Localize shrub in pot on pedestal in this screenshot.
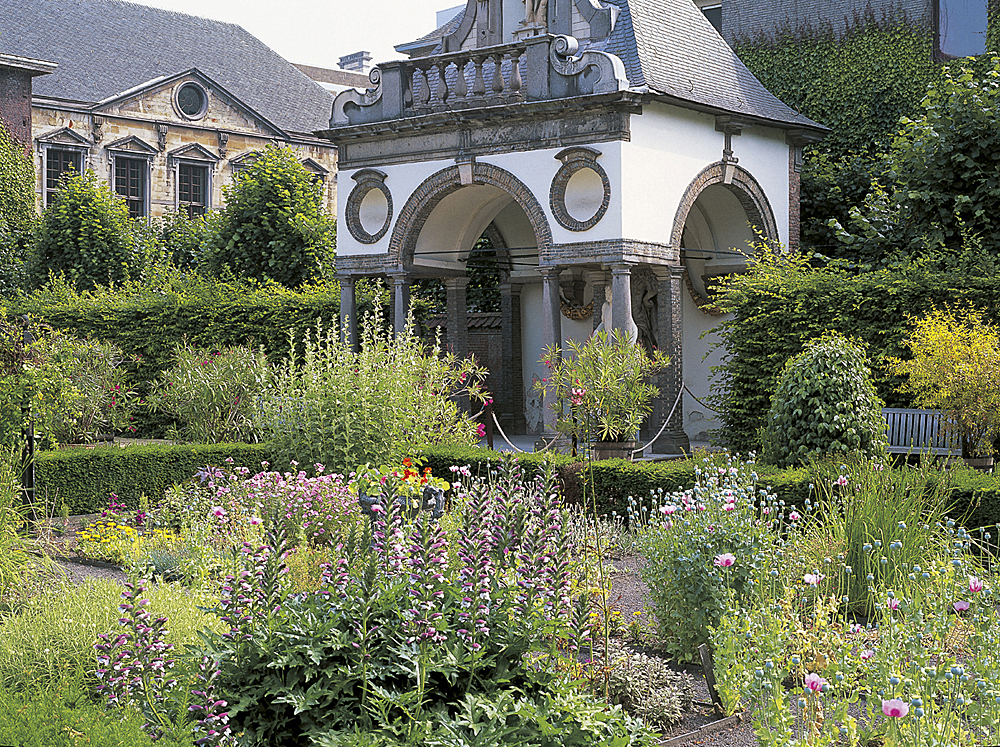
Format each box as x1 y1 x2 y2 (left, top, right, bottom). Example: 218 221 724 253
534 329 668 460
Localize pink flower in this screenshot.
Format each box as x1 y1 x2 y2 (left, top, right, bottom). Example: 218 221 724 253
969 576 983 594
834 475 848 487
714 553 736 568
723 503 735 511
882 699 909 718
789 511 801 521
804 573 824 586
476 423 486 438
663 505 678 515
861 649 875 660
953 600 970 612
210 506 226 518
804 673 827 693
887 597 900 610
249 516 262 526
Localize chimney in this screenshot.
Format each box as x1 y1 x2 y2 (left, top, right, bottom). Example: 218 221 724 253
338 51 372 73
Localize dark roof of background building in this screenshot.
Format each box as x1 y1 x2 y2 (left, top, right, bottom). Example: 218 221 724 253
0 0 334 135
294 63 372 89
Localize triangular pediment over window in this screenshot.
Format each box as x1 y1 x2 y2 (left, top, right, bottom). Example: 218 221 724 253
167 142 220 164
300 157 328 175
94 68 288 140
229 150 263 168
36 126 91 148
105 135 158 156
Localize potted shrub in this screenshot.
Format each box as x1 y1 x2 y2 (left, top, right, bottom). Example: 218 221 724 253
535 329 668 460
891 307 1000 469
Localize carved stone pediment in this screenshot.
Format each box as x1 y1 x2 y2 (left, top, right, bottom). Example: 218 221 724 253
167 142 219 165
105 135 158 156
36 126 91 148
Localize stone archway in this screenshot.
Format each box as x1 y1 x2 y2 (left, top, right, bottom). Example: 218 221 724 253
670 162 778 251
388 161 553 268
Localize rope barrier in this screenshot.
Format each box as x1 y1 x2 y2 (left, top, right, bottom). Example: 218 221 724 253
629 384 684 457
490 410 560 453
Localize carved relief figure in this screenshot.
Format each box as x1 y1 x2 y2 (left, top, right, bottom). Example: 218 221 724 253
524 0 548 25
631 268 659 357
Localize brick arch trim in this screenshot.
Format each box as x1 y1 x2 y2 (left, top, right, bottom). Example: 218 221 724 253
670 162 779 250
389 162 553 267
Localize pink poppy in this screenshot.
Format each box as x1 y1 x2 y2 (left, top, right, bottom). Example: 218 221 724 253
804 673 826 693
714 553 736 567
953 600 970 612
969 576 984 594
804 573 824 586
882 699 909 718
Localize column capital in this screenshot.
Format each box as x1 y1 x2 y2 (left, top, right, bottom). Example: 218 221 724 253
335 273 357 285
444 275 471 289
649 263 685 280
537 265 563 279
609 262 635 275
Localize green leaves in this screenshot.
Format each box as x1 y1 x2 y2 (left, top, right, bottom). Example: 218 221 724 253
760 332 888 467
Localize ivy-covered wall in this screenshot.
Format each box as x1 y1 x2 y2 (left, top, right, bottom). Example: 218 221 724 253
732 14 943 253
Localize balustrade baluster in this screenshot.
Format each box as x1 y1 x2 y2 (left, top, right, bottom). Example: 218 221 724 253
454 59 468 100
437 62 450 106
403 66 414 109
472 56 486 97
490 54 504 96
417 66 431 108
509 52 522 96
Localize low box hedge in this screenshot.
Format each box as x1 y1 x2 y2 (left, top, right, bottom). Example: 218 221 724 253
33 442 1000 531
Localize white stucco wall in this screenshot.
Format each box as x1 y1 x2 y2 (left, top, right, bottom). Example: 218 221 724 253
620 102 790 248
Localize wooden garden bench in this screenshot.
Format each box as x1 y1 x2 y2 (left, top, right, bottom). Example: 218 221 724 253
882 408 960 456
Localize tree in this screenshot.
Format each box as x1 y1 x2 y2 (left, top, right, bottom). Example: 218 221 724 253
890 307 1000 456
205 146 335 287
832 57 1000 267
30 171 138 291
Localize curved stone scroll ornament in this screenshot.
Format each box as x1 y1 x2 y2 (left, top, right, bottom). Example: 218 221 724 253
549 35 629 95
346 169 393 244
331 67 383 126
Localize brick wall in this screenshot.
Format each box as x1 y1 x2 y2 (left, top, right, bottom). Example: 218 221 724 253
722 0 932 44
0 66 33 153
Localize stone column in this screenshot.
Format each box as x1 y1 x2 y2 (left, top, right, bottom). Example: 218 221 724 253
337 274 359 352
389 272 411 337
444 276 470 360
539 266 563 432
586 268 607 333
500 281 525 433
650 265 690 455
609 263 634 337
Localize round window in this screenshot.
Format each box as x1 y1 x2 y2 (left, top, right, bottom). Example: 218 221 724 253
176 82 207 119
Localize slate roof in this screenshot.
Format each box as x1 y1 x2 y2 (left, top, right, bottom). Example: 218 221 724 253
0 0 334 135
601 0 823 130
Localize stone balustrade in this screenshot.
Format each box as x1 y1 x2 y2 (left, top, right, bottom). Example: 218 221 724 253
330 34 629 127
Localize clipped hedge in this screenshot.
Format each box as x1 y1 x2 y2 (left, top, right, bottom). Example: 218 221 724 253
35 442 277 514
34 442 1000 531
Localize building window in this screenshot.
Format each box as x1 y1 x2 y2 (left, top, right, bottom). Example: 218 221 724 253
114 157 147 218
178 163 208 217
937 0 987 58
175 81 209 120
699 3 722 34
45 149 81 206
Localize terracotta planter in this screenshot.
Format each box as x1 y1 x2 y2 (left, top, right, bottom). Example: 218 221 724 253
591 440 636 461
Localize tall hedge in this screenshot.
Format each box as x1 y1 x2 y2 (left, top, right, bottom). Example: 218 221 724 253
710 251 1000 453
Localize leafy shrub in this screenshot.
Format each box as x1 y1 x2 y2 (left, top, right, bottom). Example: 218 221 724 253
592 639 695 731
149 343 269 443
0 578 219 689
760 332 887 467
31 332 137 445
890 307 1000 456
205 145 335 287
0 123 35 298
157 210 210 270
637 458 774 662
832 57 1000 265
30 171 139 291
259 316 488 474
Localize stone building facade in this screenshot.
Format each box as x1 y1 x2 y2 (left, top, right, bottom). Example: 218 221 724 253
322 0 828 449
2 0 338 218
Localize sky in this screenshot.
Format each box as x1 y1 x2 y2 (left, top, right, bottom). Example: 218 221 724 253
138 0 465 70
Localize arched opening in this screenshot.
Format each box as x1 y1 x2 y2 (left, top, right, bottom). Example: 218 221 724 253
672 164 778 443
392 164 552 434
